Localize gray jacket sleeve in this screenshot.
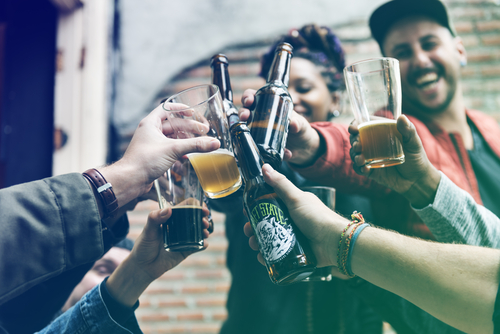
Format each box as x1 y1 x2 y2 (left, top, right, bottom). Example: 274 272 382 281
414 172 500 248
0 173 105 305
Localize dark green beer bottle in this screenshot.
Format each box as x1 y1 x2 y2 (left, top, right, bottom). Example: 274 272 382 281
231 122 316 285
248 43 294 169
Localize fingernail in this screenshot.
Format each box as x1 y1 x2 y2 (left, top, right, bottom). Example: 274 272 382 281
160 208 169 217
242 97 249 106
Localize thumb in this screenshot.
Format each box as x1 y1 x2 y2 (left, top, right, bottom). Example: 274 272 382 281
397 115 423 154
141 207 171 241
170 137 220 159
262 164 302 208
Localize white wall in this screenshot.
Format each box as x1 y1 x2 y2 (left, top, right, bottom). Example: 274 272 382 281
115 0 387 133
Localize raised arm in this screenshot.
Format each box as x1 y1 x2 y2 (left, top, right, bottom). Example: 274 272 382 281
245 164 499 334
350 115 500 247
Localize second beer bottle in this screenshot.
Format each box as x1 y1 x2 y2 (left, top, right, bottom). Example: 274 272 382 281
231 121 316 285
249 43 294 169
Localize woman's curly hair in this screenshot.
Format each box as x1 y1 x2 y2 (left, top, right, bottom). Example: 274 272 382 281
259 24 346 92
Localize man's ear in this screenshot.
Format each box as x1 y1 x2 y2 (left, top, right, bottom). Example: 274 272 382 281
455 36 467 67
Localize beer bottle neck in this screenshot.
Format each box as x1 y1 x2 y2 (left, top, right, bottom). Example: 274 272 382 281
211 54 239 128
211 60 233 103
230 122 264 183
267 45 293 87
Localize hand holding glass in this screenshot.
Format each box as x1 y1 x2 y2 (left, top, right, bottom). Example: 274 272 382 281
301 186 336 282
163 84 242 199
344 57 404 168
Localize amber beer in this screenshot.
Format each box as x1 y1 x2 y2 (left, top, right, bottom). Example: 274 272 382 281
187 148 241 199
249 43 294 169
231 122 316 285
358 119 404 168
164 205 204 252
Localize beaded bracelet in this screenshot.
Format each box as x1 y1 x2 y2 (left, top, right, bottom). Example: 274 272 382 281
345 223 370 277
336 211 365 277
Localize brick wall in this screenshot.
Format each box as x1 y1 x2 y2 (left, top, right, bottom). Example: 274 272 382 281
125 1 500 333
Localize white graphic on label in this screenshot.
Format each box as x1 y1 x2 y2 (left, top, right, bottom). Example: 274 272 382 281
255 216 295 264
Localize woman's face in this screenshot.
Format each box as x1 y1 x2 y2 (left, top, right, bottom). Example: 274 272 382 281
288 58 339 123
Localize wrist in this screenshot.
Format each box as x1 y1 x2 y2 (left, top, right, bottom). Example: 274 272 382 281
99 162 150 210
106 257 152 308
289 129 324 167
403 168 441 209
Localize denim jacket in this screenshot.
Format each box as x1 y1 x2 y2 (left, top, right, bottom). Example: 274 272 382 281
34 280 141 334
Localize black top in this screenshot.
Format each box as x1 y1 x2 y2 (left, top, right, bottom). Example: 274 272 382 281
467 121 500 217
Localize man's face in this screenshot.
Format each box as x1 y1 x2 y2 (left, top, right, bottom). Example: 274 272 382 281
62 247 130 312
382 16 466 115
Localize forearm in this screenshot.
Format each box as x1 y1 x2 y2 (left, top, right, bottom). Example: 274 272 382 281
106 257 153 308
350 227 499 334
416 173 500 248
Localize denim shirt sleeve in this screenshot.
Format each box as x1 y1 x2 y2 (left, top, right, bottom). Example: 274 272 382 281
35 281 141 334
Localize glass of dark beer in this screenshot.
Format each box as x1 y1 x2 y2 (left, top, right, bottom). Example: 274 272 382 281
158 157 205 252
300 186 336 282
344 57 405 168
163 84 242 199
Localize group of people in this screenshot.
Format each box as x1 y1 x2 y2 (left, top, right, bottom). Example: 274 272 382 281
2 0 500 333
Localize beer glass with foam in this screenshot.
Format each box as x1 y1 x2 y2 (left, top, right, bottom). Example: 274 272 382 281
344 58 405 168
163 84 242 199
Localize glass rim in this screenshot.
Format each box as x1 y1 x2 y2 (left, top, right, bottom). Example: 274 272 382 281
344 57 399 74
162 84 220 112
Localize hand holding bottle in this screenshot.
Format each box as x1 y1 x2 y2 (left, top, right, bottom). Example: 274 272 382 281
240 89 323 166
244 164 348 268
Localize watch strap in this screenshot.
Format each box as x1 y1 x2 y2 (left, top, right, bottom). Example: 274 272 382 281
83 168 119 219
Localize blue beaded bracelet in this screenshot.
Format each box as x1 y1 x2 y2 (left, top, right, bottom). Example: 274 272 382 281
345 223 370 277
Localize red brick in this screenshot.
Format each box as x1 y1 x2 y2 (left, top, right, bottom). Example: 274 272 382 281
177 311 205 321
181 255 212 267
481 35 500 45
158 299 188 308
145 286 175 294
215 282 230 293
190 323 221 333
196 297 226 307
454 21 474 33
212 310 228 321
460 66 476 77
181 285 210 294
140 313 170 322
156 325 188 334
159 271 186 280
477 20 500 32
481 65 500 76
450 7 484 19
467 51 497 62
138 299 151 307
195 269 226 279
461 35 479 47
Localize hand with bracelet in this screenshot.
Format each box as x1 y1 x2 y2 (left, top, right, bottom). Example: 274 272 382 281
84 103 220 225
244 164 499 334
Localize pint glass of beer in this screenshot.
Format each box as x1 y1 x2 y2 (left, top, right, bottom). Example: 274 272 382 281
163 84 242 199
301 186 336 282
344 58 404 168
160 158 205 252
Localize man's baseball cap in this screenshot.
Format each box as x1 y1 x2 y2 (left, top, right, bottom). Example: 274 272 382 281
369 0 456 52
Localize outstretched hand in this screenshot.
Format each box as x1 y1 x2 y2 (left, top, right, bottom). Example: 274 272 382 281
243 164 348 268
349 115 441 208
117 104 220 197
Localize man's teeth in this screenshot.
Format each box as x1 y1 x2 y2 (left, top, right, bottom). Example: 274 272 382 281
415 72 438 86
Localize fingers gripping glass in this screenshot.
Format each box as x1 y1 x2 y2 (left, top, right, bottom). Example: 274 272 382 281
300 186 336 282
163 84 242 199
344 58 405 168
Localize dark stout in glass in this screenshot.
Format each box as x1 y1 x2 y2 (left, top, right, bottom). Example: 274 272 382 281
164 205 204 252
231 122 316 285
248 43 294 169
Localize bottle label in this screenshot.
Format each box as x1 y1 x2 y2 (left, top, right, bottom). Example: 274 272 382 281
249 200 296 264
